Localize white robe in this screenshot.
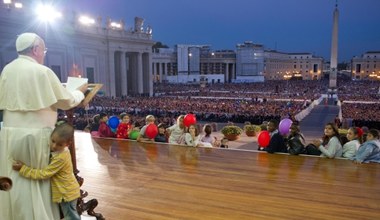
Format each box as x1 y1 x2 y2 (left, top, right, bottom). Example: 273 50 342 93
0 55 84 220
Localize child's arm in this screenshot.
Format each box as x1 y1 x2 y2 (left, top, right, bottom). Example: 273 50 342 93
319 137 340 158
12 157 64 180
353 145 374 164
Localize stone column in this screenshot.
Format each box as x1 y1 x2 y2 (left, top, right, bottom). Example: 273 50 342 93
137 52 143 94
120 52 127 96
148 54 153 96
160 63 166 83
225 63 229 83
152 62 156 83
109 50 116 97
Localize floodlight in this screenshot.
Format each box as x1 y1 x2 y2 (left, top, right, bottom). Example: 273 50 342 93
3 0 12 4
79 16 95 25
36 4 62 23
110 22 121 29
14 2 22 8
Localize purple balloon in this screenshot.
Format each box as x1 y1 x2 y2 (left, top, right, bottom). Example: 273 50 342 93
279 118 293 135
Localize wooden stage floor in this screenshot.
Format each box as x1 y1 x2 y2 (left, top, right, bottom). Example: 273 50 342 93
75 132 380 220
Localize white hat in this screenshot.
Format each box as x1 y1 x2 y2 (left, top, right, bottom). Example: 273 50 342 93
15 33 38 52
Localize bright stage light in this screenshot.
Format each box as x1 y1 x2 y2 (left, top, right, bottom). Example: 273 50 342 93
79 16 95 25
110 22 121 29
14 2 22 8
3 0 12 4
36 4 62 22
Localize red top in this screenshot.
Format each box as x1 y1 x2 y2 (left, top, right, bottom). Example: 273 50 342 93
116 122 132 139
98 121 116 138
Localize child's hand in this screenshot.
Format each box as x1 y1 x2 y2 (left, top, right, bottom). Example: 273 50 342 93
12 161 24 171
0 181 11 191
312 140 321 147
353 160 362 164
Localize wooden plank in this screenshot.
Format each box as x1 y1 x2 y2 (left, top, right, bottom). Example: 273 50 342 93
75 132 380 220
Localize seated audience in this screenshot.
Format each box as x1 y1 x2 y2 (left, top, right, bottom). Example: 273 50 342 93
116 113 132 139
137 115 156 142
265 119 287 153
309 122 342 158
98 112 116 138
155 123 168 143
351 129 380 164
199 124 217 147
167 115 186 144
185 124 201 147
287 123 306 155
342 127 361 158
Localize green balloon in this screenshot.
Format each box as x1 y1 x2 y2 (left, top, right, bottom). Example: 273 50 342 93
129 131 139 140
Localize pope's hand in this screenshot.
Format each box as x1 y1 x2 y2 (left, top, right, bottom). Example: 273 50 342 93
78 83 88 94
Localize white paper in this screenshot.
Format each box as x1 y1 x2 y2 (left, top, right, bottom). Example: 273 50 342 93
65 77 88 92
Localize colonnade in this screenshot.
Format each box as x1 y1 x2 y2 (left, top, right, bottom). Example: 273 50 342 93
109 50 152 97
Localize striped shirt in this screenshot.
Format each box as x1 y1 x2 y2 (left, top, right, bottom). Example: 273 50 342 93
19 148 80 203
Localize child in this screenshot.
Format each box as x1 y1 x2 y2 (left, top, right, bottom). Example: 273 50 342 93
137 115 156 142
116 113 132 139
265 119 287 153
98 112 116 138
342 127 361 158
185 124 201 147
12 122 81 220
167 115 186 144
351 129 380 164
310 122 342 158
199 124 216 147
287 123 306 155
154 123 167 143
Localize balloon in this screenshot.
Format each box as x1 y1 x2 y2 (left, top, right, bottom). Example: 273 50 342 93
279 118 293 135
129 130 139 140
257 131 270 147
108 116 120 129
145 124 158 139
183 114 197 127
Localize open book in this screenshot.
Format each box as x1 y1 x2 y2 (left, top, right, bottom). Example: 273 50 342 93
63 77 102 107
65 77 88 92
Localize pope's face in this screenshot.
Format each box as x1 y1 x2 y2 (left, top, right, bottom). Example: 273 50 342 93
32 39 47 64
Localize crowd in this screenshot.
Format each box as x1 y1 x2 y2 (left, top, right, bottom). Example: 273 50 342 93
69 96 307 130
155 79 327 100
337 79 380 102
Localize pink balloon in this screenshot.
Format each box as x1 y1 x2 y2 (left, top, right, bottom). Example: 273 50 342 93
257 131 270 147
183 114 197 127
145 124 158 139
279 118 293 135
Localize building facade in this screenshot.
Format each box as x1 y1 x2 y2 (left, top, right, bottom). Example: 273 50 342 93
152 42 324 84
152 45 235 84
235 41 265 82
0 2 154 97
351 51 380 80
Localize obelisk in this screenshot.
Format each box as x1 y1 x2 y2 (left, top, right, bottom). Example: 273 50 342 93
329 1 339 88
